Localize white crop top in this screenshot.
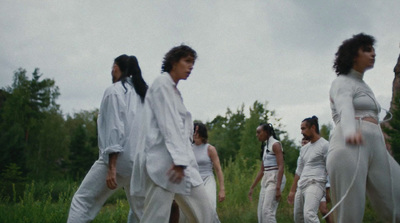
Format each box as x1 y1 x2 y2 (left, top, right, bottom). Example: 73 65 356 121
329 69 381 138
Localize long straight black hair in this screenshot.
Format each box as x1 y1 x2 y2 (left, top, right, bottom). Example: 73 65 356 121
114 55 148 102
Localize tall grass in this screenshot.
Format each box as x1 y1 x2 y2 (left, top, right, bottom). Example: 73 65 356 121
0 158 383 222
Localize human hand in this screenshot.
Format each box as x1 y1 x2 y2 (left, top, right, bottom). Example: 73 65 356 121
106 167 118 190
275 188 282 201
167 165 185 184
287 191 295 205
346 131 363 145
218 190 226 202
248 188 254 201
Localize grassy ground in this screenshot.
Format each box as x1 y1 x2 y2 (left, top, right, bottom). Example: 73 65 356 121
0 160 383 222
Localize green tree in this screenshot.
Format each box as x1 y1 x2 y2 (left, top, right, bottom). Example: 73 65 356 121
320 123 332 141
206 105 246 164
0 68 60 178
65 110 98 180
237 101 280 166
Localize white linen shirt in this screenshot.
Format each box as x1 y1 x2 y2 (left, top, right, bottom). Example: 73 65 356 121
97 79 143 177
295 137 329 189
131 73 202 196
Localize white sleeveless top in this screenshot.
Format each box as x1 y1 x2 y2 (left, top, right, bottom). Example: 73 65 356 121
262 137 283 167
192 143 214 179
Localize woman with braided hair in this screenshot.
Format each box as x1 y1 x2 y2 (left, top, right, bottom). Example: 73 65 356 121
248 123 286 223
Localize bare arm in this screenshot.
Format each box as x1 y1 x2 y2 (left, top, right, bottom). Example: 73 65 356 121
248 162 264 201
208 145 225 202
106 153 119 189
287 174 300 205
273 142 284 201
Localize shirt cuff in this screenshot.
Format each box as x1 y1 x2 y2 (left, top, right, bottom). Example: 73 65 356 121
101 145 123 164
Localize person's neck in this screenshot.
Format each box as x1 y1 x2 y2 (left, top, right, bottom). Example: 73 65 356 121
169 72 180 85
310 134 321 143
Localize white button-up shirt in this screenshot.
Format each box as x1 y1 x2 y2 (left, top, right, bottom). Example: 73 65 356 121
97 79 143 177
131 73 202 196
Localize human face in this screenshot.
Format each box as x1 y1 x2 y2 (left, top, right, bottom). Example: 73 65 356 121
301 138 309 146
256 126 268 142
170 56 195 84
111 63 122 83
353 45 375 73
301 121 312 140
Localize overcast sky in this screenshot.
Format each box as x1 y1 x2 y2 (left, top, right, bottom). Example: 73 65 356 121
1 1 399 144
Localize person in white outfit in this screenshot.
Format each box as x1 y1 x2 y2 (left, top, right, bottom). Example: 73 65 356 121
131 45 218 223
178 122 225 223
287 116 329 223
300 137 333 223
67 55 148 223
327 33 400 223
248 123 286 223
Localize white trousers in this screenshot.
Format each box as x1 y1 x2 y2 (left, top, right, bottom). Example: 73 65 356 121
293 181 325 223
141 175 218 223
179 175 220 223
327 121 400 223
258 170 286 223
203 175 217 210
67 160 143 223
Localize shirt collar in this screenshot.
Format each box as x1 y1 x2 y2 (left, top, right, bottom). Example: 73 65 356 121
348 69 364 80
163 72 177 87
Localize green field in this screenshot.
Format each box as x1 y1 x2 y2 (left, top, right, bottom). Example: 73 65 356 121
0 159 383 223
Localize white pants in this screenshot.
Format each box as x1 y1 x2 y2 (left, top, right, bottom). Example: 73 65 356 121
67 160 143 223
258 170 286 223
141 175 218 223
294 181 325 223
179 175 220 223
327 121 400 223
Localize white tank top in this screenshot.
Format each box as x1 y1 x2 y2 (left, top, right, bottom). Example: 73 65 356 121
192 143 213 179
262 137 283 167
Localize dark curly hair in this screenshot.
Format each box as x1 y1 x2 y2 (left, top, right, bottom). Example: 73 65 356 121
161 44 197 73
333 33 375 75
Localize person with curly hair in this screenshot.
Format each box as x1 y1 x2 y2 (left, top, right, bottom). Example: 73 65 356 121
131 45 218 223
327 33 400 222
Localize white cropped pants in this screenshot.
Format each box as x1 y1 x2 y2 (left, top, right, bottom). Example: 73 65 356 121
258 170 286 223
67 160 143 223
327 121 400 223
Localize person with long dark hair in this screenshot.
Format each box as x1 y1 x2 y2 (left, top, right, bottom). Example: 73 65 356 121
248 123 286 223
327 33 400 222
131 45 218 223
68 55 147 223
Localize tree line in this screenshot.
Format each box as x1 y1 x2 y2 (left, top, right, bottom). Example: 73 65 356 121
1 68 398 188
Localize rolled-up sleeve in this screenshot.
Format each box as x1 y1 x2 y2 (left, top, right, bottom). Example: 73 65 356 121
97 90 126 164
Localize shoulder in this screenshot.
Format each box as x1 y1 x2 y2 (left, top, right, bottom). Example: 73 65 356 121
207 144 217 152
152 74 170 87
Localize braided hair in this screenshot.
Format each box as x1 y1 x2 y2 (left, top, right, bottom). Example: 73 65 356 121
258 123 277 159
